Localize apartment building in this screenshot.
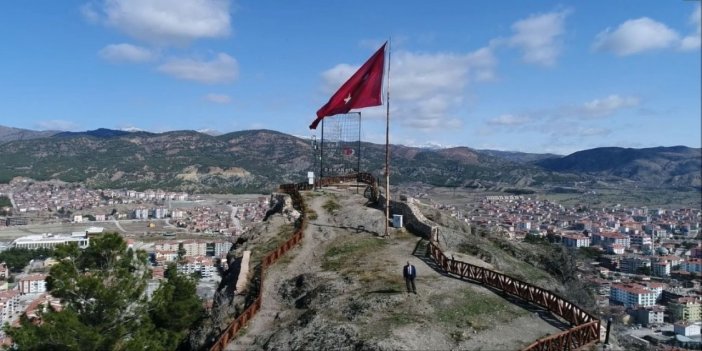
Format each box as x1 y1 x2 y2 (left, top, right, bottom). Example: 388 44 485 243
610 283 658 307
562 234 590 248
18 274 48 294
669 297 702 323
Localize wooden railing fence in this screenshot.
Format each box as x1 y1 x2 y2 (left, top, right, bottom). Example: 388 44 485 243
428 241 601 350
208 187 307 351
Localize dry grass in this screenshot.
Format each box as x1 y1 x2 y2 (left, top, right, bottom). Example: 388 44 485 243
249 224 295 264
431 290 528 331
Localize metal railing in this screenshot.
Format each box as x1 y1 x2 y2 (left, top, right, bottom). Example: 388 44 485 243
428 241 600 351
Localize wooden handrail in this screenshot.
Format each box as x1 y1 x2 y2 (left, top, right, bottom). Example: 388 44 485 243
209 187 307 351
427 240 600 350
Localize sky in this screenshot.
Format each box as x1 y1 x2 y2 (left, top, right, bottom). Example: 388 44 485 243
0 0 700 154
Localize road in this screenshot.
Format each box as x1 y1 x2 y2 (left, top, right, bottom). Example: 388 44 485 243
113 219 127 233
8 191 16 209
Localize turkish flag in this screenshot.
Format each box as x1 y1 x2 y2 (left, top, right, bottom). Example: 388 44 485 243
310 43 386 129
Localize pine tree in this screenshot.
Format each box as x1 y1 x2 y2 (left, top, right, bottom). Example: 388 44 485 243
5 233 204 350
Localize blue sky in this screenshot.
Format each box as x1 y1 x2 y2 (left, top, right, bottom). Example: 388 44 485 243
1 0 700 154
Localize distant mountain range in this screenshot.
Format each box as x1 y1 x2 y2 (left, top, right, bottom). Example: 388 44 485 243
0 126 699 192
536 146 702 188
0 125 57 143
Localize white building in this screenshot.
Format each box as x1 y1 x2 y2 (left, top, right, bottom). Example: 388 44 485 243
212 241 233 257
610 283 658 307
633 306 665 326
171 209 185 219
652 260 671 277
182 240 207 257
155 250 178 263
562 234 590 248
177 256 217 278
629 234 652 247
12 233 89 249
517 221 531 231
674 322 701 336
18 274 47 294
132 208 149 220
152 207 169 219
0 290 20 323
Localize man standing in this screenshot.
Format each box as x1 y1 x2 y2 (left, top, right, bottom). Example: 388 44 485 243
403 261 417 294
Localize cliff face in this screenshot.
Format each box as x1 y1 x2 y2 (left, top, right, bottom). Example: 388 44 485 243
187 193 296 350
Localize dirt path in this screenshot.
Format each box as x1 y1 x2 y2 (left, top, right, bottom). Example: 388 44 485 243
226 192 335 350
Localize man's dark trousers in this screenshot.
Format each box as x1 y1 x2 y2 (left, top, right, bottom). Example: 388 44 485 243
403 263 416 294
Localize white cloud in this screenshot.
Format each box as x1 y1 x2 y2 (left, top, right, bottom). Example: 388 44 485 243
321 64 358 94
320 46 496 132
578 127 612 137
508 10 570 66
593 17 679 55
35 120 80 131
157 53 238 84
487 114 531 126
465 47 498 81
80 3 100 23
83 0 231 45
391 51 474 101
681 4 701 51
99 43 156 63
481 94 639 141
203 93 232 104
580 94 640 117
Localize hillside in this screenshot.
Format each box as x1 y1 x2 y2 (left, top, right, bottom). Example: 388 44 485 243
0 127 698 193
0 125 57 144
536 146 702 188
0 129 573 192
477 149 560 164
196 187 575 351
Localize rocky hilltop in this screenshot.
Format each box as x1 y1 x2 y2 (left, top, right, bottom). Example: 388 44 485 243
193 187 591 351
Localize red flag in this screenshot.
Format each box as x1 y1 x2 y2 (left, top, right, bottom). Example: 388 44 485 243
310 43 386 129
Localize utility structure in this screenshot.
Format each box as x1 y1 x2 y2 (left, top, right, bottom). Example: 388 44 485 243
309 41 391 235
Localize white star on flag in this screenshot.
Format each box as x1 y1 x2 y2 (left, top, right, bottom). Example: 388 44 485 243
344 93 352 104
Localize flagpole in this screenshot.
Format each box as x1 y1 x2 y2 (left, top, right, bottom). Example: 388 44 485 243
357 112 361 194
384 38 391 237
320 119 324 188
